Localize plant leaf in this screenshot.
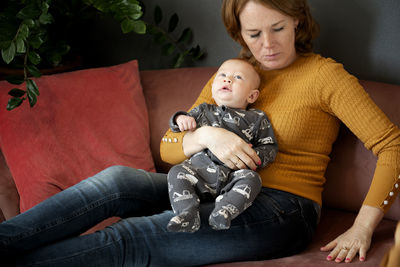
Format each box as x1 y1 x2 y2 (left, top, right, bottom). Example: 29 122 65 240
1 42 16 64
23 19 35 28
27 91 37 107
121 19 134 34
27 79 40 96
39 13 53 25
189 45 204 60
168 13 179 32
29 36 44 49
178 28 192 44
7 97 24 111
174 53 186 68
28 51 41 65
15 38 26 53
18 24 30 40
121 19 146 34
154 6 162 25
17 4 41 20
8 88 26 98
26 65 41 78
5 76 24 85
132 20 146 34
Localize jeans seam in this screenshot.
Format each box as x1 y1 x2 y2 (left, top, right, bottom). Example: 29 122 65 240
296 198 317 238
5 192 133 244
21 238 123 266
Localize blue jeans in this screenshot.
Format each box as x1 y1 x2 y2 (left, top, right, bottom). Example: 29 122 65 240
0 166 320 266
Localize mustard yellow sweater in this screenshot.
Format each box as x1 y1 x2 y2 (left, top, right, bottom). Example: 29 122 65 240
160 53 400 212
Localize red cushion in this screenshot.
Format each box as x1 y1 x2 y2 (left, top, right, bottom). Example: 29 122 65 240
0 60 155 211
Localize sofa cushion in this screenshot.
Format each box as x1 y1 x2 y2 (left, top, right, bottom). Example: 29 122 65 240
0 60 155 211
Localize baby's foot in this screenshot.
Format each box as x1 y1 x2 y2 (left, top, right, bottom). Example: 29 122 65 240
167 211 200 233
209 208 231 230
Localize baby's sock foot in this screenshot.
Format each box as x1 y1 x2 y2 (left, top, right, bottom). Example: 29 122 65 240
167 211 200 233
209 208 232 230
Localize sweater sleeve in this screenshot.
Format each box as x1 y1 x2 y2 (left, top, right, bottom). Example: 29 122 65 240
317 59 400 213
160 74 216 165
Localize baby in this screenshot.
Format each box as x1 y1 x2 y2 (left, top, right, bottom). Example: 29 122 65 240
167 58 278 232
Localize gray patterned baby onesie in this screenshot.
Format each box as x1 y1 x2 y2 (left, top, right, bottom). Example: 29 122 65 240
167 103 278 232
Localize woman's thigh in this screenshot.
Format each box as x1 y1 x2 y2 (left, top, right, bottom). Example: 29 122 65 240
152 187 319 266
18 187 319 267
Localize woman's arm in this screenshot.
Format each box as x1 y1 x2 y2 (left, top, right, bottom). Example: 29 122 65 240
317 60 400 263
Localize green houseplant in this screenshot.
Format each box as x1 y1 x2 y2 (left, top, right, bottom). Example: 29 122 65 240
0 0 203 110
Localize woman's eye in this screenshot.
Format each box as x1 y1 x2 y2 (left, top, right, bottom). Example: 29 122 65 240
273 27 284 32
250 32 260 38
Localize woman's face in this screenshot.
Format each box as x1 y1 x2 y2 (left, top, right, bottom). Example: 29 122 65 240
239 1 299 70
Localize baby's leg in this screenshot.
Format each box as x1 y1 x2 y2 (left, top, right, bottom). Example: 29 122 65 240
209 170 262 230
167 164 201 232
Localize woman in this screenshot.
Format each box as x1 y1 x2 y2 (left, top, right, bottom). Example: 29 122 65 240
0 0 399 266
162 0 400 263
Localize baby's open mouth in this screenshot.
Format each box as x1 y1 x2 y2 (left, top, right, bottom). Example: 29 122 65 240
220 86 231 91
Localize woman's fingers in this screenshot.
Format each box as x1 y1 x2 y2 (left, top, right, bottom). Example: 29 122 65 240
236 150 259 170
345 246 358 262
226 145 260 170
324 241 366 263
359 246 367 262
320 240 336 252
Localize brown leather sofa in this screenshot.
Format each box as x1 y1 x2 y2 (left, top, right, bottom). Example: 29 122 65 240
1 66 399 266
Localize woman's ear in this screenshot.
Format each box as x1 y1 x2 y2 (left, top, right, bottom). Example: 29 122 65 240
247 89 260 104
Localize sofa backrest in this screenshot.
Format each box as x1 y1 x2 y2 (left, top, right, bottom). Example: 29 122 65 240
140 68 400 220
140 67 217 173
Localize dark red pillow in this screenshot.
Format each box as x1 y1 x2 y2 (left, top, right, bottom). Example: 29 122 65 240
0 60 155 211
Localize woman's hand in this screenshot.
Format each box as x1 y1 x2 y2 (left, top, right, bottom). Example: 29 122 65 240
320 205 384 263
320 223 372 263
183 126 261 170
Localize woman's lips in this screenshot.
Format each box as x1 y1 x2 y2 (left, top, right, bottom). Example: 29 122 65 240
263 53 279 60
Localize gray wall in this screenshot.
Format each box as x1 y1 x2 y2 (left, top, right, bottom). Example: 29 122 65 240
87 0 400 85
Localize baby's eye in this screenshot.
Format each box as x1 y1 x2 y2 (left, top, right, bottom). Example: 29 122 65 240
219 73 226 77
234 75 242 80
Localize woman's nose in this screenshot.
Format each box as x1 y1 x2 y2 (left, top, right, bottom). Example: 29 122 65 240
262 32 274 48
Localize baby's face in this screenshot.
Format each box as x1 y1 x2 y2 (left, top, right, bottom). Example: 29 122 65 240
211 59 260 109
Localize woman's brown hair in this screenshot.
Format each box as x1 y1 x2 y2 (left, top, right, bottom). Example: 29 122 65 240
221 0 319 59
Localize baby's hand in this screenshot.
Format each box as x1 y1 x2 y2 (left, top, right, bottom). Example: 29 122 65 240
176 115 197 132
